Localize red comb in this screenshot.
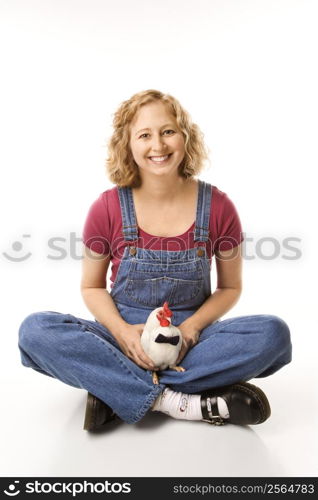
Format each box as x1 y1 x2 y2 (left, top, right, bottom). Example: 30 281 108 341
163 301 173 317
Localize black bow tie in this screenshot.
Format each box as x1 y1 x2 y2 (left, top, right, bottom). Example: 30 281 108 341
155 333 180 346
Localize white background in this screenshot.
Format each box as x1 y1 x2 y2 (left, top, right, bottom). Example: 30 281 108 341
1 0 317 477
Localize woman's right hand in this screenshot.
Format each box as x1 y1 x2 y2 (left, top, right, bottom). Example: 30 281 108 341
115 323 157 371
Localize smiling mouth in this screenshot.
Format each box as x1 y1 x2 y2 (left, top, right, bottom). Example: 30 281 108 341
148 153 173 163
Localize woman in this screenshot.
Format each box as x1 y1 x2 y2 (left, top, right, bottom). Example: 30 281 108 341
18 89 292 430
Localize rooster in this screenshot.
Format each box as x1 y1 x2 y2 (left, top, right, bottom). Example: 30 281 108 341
141 301 185 384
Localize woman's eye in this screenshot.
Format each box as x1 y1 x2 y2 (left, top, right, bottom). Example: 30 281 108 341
139 130 174 139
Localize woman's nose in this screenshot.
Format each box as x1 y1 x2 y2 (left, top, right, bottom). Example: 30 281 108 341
150 134 167 152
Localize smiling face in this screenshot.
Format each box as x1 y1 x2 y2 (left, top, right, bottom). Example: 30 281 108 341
129 101 186 180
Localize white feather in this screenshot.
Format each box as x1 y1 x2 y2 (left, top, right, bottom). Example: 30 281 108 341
141 309 182 370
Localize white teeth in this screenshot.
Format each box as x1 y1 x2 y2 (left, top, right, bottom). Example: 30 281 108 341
149 155 170 161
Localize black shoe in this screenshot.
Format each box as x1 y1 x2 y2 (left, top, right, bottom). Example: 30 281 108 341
200 382 271 426
83 392 118 431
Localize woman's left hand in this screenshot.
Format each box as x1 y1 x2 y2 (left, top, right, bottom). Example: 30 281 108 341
176 321 201 364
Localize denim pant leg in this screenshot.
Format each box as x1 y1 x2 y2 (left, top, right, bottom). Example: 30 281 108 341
159 314 292 393
18 311 164 424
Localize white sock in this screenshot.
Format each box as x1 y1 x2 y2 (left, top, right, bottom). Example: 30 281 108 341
151 388 229 421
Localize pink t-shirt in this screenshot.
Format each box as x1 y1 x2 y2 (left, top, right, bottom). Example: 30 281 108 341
82 185 244 288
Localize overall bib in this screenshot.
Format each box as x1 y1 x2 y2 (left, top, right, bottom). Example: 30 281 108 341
18 180 292 424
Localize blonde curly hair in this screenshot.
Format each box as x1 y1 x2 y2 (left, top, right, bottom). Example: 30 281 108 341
106 89 209 187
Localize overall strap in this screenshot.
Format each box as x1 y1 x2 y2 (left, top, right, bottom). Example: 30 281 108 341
194 180 212 243
117 186 139 243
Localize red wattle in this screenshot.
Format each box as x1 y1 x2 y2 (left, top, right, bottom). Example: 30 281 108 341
159 318 170 327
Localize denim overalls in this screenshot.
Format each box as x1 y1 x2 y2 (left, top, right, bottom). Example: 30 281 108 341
111 179 213 327
18 180 292 424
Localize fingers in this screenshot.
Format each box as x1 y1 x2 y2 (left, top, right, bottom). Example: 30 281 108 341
176 335 199 364
126 342 157 371
127 349 153 370
135 349 157 371
176 344 188 365
135 323 146 336
134 356 154 371
187 333 199 348
118 324 156 370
